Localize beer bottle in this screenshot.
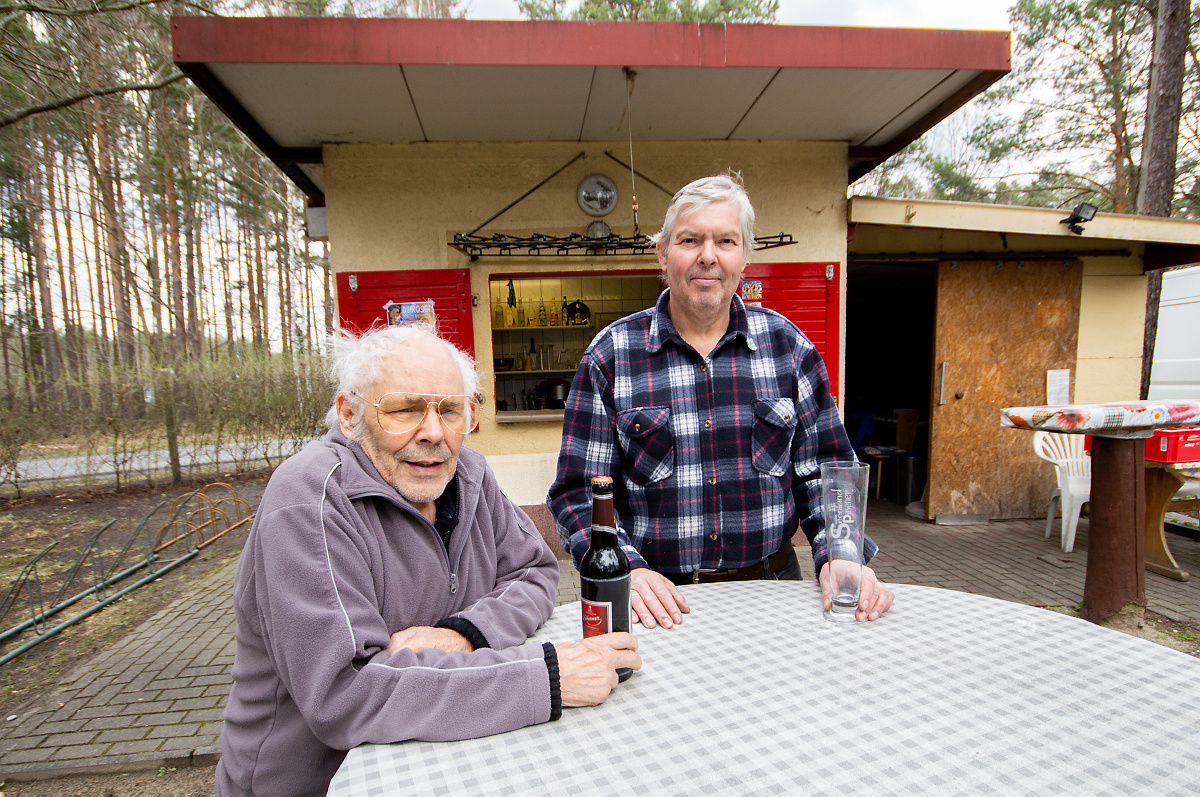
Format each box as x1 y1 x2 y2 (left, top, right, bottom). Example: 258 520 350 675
580 476 632 682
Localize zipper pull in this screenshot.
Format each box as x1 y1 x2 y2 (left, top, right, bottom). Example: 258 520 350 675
450 572 458 594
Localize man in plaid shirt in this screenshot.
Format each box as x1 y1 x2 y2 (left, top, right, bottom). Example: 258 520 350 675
548 175 894 627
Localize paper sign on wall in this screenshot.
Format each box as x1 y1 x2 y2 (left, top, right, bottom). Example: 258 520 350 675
1046 369 1071 405
384 300 435 327
741 280 763 300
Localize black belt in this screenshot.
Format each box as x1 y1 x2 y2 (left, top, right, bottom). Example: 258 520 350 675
666 546 794 585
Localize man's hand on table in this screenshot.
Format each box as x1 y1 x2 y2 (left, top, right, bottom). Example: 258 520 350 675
387 626 474 655
818 563 894 622
555 633 641 707
631 568 690 629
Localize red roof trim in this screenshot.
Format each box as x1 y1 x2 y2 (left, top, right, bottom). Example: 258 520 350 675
171 17 1010 72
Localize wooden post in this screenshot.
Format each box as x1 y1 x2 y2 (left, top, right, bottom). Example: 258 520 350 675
1080 436 1146 623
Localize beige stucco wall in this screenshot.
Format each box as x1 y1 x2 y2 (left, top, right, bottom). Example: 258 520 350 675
1075 256 1146 403
323 140 850 462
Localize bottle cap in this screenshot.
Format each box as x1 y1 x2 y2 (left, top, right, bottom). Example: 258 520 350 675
590 475 614 495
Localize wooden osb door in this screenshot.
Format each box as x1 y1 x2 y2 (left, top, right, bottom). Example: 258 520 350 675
926 259 1082 521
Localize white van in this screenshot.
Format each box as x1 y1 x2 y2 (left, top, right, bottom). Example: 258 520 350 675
1148 265 1200 401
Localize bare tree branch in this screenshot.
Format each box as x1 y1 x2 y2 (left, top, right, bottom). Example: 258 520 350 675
0 71 183 128
0 0 213 37
0 0 205 28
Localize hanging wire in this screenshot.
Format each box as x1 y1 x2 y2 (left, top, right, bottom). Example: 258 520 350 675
623 67 640 236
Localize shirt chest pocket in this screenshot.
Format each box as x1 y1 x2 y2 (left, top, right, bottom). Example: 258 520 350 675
752 398 798 477
615 406 674 485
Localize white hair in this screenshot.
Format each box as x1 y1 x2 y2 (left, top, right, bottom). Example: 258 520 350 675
323 323 481 442
649 173 756 258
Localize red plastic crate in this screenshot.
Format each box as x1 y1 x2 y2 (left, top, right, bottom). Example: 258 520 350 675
1145 426 1200 464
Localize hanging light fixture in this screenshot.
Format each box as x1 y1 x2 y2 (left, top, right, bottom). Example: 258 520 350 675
447 66 798 259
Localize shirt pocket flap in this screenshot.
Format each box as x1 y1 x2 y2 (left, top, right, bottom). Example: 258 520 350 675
616 406 671 438
753 398 798 430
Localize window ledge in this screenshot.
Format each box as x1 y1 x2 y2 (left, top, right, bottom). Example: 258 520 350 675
495 410 566 424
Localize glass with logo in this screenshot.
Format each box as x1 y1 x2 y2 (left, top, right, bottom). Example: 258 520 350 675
821 461 869 623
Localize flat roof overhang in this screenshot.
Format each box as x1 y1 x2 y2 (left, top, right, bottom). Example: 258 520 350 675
847 196 1200 272
171 17 1011 200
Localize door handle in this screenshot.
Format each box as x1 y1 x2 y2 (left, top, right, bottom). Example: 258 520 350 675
939 362 948 405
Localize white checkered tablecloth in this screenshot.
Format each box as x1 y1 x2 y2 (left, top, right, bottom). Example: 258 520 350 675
328 582 1200 795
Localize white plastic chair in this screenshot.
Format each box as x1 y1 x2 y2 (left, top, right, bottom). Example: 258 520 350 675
1033 431 1091 553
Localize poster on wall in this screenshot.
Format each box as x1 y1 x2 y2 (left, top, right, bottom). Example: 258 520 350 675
384 300 436 327
741 279 763 307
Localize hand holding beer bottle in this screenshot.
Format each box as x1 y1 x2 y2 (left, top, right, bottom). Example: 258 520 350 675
553 634 640 706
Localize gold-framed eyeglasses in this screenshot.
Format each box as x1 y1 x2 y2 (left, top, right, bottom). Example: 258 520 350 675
358 391 480 436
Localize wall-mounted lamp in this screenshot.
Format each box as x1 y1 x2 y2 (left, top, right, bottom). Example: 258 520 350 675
1060 202 1097 235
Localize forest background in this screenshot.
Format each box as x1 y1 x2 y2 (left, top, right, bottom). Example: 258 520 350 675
0 0 1196 497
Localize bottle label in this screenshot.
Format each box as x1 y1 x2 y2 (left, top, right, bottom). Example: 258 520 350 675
582 599 612 637
580 573 631 637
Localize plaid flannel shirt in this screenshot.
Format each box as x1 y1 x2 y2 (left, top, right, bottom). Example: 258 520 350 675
548 290 877 577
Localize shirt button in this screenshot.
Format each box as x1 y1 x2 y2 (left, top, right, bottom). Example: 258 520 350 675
708 477 716 485
700 364 707 373
784 414 792 422
634 423 641 432
704 419 712 428
709 532 718 541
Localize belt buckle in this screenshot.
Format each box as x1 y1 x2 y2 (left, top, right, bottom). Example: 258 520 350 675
693 568 722 584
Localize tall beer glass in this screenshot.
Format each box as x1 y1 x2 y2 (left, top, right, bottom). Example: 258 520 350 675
821 462 869 623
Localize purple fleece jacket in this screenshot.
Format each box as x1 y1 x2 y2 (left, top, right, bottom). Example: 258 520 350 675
215 428 560 796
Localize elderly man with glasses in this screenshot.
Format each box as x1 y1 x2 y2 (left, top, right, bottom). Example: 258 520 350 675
217 325 640 797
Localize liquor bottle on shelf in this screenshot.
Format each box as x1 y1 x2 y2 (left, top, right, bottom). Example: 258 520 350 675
505 280 517 328
561 296 569 325
526 338 537 372
538 302 548 326
579 475 632 682
568 299 591 326
516 301 526 328
549 302 558 327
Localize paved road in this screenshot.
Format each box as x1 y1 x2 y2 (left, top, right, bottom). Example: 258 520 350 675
9 438 315 489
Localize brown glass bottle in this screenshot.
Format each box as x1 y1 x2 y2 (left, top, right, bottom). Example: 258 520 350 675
579 476 632 682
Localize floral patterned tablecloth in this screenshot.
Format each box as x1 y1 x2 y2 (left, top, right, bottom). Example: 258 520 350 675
1000 400 1200 438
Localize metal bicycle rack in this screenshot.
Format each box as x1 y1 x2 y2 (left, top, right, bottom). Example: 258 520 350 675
0 482 254 667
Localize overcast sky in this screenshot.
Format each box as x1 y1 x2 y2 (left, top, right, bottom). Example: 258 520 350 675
460 0 1015 30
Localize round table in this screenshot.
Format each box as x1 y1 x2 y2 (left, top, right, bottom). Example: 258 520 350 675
328 582 1200 795
1001 401 1200 622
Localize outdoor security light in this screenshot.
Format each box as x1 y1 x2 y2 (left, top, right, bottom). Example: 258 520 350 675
1061 202 1098 235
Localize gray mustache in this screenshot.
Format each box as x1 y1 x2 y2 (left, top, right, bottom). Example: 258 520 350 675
395 444 449 464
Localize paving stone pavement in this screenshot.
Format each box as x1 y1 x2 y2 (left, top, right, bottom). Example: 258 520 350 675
0 499 1197 781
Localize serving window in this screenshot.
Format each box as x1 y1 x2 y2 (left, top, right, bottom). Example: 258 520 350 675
490 272 661 421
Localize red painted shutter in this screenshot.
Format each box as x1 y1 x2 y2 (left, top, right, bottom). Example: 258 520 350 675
335 268 475 359
739 262 840 398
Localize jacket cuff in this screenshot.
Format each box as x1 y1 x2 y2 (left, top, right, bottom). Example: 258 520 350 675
542 642 562 721
622 546 649 570
811 533 880 576
434 617 490 650
863 534 879 565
